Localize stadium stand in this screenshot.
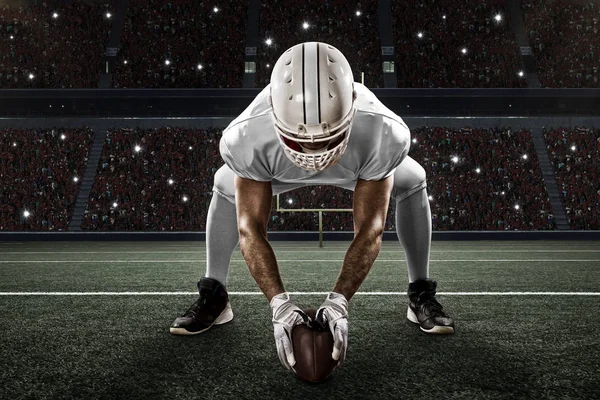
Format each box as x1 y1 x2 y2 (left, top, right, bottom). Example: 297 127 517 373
521 0 599 88
82 127 222 230
0 1 112 88
113 0 247 88
68 125 561 232
0 127 93 230
257 0 383 88
391 0 527 88
544 126 600 229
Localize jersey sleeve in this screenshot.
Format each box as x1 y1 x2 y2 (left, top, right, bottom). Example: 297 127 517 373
357 117 410 181
219 125 273 182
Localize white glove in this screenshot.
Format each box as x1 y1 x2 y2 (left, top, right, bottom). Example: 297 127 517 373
316 292 349 366
270 292 308 370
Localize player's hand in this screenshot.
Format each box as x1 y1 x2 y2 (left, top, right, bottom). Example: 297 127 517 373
316 292 349 366
270 292 308 370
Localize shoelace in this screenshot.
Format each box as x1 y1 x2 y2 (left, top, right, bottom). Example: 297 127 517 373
182 291 209 317
418 293 447 318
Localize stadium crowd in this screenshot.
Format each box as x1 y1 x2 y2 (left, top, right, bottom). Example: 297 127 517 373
521 0 599 88
113 0 247 88
82 127 221 230
9 124 600 232
410 126 555 230
1 0 598 88
392 0 527 88
257 0 383 88
544 126 600 229
0 1 112 88
0 127 92 230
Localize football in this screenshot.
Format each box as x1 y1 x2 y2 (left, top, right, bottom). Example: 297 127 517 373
291 308 338 383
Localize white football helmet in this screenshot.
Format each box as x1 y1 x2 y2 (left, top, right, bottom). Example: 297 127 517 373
269 42 357 171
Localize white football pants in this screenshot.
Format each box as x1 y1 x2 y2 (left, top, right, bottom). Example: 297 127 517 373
204 155 431 286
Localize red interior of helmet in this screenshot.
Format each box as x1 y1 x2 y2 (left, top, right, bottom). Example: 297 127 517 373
281 132 346 153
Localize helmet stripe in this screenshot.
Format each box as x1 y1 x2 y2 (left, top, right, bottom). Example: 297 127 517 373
303 42 320 125
301 43 306 125
316 42 321 123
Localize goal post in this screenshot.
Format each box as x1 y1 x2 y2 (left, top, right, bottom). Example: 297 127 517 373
275 194 352 247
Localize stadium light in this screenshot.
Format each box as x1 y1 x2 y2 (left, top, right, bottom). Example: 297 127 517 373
197 64 203 70
461 48 468 55
112 202 118 208
10 35 14 40
518 70 524 77
356 11 361 17
23 210 31 218
106 12 112 19
134 145 142 153
451 156 459 163
28 74 34 80
442 15 446 20
412 138 417 143
494 14 502 22
168 179 174 185
73 177 79 182
302 21 310 30
428 195 433 201
287 198 293 204
52 12 58 19
514 204 520 210
124 60 128 64
522 154 528 160
182 196 189 202
13 142 17 147
60 134 66 140
417 32 424 39
213 6 219 13
571 145 576 151
475 168 481 173
165 60 171 66
501 191 506 195
188 146 193 150
265 38 273 46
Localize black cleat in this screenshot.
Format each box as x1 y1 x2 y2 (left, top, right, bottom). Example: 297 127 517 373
407 279 455 334
170 277 233 335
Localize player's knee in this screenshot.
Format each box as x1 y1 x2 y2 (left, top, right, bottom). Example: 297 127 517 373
212 165 236 203
392 162 427 201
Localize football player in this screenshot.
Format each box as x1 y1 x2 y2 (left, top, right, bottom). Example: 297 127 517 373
170 42 454 370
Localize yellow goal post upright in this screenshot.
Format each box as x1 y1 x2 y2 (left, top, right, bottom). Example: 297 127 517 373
275 194 352 248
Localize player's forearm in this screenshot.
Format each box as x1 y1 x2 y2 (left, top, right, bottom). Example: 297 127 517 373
333 230 383 301
239 231 285 302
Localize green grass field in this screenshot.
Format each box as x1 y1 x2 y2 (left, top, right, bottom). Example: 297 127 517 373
1 240 599 399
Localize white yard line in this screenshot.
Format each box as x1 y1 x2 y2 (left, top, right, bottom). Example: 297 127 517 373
0 259 598 263
0 291 599 296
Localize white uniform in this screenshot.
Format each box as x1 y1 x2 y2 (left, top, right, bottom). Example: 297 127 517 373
214 82 425 203
220 82 410 183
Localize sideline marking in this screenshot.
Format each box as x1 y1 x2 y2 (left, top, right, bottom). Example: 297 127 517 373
2 249 599 254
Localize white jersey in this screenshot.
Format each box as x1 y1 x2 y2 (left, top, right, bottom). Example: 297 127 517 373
219 82 410 184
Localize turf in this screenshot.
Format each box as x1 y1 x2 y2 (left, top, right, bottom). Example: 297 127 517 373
1 240 599 399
